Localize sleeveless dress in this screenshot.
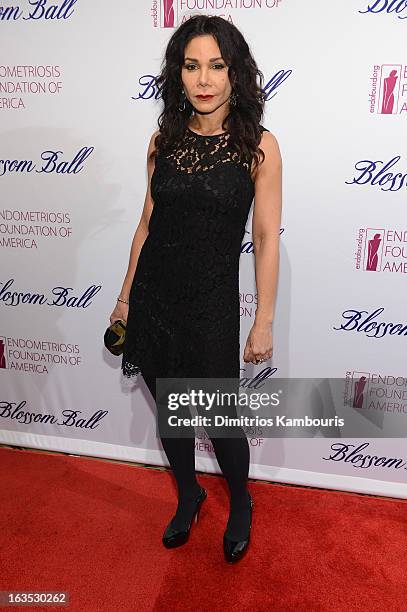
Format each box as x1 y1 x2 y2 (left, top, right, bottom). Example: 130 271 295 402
121 124 269 383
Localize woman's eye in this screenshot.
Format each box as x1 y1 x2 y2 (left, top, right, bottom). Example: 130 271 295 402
184 64 225 70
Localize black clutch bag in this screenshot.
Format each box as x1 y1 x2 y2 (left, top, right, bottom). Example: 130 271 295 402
104 319 126 356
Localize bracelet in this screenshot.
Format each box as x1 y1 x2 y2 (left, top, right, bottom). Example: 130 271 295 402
117 296 129 305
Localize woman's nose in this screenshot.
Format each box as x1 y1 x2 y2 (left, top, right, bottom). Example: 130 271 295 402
197 69 209 86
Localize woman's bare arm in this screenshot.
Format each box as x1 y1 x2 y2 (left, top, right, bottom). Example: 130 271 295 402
252 131 283 326
118 130 159 301
241 130 283 364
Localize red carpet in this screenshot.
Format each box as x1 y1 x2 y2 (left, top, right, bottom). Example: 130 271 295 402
0 446 406 611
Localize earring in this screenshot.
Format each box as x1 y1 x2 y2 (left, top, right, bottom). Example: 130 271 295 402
230 90 238 107
178 89 187 112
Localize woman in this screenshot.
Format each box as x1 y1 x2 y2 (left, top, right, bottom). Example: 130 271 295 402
109 15 282 563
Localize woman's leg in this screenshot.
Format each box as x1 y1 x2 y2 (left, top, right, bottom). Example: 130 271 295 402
206 425 251 541
142 371 202 530
194 366 251 542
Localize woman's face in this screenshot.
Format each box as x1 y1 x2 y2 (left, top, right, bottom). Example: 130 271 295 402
181 34 232 114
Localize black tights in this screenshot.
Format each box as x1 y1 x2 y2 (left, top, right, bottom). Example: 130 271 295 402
142 371 251 540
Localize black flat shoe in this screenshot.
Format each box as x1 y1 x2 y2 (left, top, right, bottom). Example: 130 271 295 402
162 486 207 549
223 492 253 564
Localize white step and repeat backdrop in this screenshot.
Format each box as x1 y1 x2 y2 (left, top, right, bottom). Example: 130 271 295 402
1 0 407 498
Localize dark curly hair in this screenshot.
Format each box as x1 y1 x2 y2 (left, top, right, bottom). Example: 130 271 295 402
150 14 266 173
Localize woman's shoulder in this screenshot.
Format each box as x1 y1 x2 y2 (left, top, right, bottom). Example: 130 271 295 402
250 124 281 180
258 124 275 145
149 129 160 147
258 124 280 149
146 129 160 158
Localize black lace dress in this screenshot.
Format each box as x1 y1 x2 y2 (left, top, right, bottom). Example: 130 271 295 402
121 125 269 383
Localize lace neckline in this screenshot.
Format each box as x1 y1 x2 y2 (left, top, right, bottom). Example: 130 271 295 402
186 126 229 139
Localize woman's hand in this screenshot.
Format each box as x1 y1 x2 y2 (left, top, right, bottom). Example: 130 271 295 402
109 300 129 325
243 320 273 364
